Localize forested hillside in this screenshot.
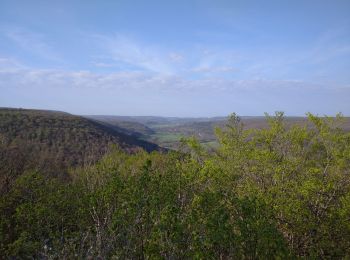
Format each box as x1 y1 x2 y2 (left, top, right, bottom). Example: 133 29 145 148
1 112 349 258
86 116 156 138
0 108 161 194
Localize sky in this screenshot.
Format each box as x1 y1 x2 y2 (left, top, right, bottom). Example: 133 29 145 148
0 0 349 116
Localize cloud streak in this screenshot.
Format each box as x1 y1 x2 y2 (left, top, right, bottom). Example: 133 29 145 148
1 26 62 62
1 58 349 116
0 59 346 92
91 34 242 77
92 34 176 74
89 29 350 85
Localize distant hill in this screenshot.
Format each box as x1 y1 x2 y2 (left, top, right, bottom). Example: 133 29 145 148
85 115 156 138
85 115 227 127
87 114 350 150
0 108 161 193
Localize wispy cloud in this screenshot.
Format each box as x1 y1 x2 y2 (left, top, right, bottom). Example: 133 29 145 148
92 34 176 74
192 65 236 74
90 33 243 78
169 52 184 62
284 28 350 66
0 57 27 71
0 58 347 93
1 57 349 116
1 26 62 62
90 61 117 68
83 26 350 85
2 27 349 86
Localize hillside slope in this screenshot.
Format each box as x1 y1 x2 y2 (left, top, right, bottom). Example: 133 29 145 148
0 108 161 193
85 115 155 138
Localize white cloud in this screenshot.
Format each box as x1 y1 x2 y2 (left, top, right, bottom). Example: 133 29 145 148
192 66 236 73
1 58 349 116
0 58 346 93
91 62 116 68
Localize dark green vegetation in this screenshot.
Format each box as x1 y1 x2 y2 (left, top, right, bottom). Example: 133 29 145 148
1 111 350 258
0 108 161 194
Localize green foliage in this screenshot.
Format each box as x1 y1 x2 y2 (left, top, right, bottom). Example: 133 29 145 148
214 112 350 258
1 112 349 258
0 171 88 258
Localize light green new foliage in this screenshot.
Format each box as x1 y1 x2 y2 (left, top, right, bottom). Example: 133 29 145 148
213 112 350 258
1 113 349 259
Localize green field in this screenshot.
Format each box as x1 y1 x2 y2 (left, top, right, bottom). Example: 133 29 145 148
146 132 184 149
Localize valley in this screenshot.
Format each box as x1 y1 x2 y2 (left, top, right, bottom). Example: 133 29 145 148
86 114 350 149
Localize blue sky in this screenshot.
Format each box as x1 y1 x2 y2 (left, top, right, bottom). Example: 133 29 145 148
0 0 349 116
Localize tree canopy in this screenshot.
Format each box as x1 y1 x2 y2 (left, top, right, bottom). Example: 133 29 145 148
1 112 349 258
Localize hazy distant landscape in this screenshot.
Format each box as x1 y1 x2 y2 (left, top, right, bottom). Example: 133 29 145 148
87 114 350 149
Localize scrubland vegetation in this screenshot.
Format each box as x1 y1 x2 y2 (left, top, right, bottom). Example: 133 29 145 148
1 111 350 258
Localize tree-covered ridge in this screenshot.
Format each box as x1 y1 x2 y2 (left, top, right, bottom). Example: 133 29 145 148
0 108 161 194
1 112 349 258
